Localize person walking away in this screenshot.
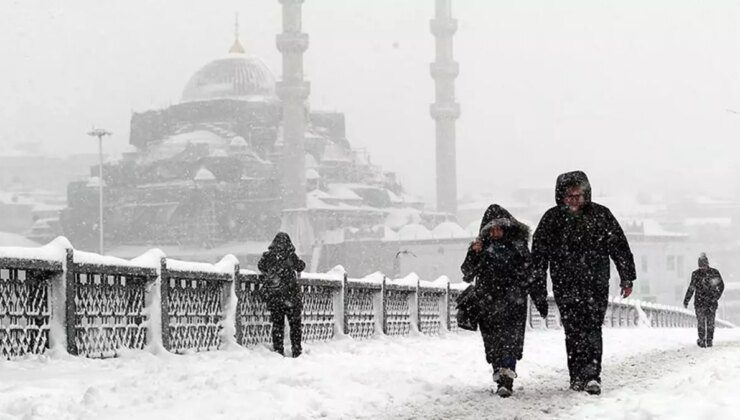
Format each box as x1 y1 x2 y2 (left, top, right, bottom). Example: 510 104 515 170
684 253 724 348
531 171 636 395
258 232 306 357
461 204 548 398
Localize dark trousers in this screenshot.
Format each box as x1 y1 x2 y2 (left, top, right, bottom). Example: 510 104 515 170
558 302 608 383
695 306 717 345
269 302 303 355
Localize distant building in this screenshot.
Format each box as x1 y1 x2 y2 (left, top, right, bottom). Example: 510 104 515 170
61 36 424 260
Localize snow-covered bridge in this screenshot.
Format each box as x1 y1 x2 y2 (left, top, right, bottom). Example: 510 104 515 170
0 239 737 419
0 328 738 419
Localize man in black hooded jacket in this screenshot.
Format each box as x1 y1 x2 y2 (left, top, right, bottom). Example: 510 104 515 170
258 232 306 357
532 171 636 395
684 253 724 348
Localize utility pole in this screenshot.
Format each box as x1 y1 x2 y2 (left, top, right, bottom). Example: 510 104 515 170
87 128 112 254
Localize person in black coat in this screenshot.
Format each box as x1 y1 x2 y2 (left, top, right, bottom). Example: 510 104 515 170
461 204 548 397
684 253 724 348
531 171 636 395
258 232 306 357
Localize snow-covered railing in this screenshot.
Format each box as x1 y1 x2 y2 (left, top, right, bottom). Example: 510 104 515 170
526 295 734 330
160 257 235 354
66 249 157 358
0 238 733 360
0 254 59 359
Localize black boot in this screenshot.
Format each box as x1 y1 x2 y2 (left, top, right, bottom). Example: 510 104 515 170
585 380 601 395
570 379 585 392
493 368 515 398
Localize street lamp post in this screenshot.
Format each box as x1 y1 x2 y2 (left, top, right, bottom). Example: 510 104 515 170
87 128 112 254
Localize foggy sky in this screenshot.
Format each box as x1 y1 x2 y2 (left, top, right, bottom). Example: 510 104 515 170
2 0 740 205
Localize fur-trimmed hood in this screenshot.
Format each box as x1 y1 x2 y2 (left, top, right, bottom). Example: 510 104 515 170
478 204 530 244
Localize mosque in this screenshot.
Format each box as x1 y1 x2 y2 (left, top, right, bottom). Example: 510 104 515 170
60 1 468 277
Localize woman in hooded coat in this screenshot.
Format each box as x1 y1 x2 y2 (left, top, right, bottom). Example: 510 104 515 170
258 232 306 357
461 204 548 397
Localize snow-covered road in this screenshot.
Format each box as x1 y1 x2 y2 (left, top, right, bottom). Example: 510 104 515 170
0 327 738 420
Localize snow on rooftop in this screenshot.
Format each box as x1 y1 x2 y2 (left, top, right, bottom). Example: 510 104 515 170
637 219 688 237
325 184 363 201
397 223 432 240
385 208 422 230
431 222 471 239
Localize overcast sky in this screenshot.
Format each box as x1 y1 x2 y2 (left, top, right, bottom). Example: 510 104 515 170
2 0 740 204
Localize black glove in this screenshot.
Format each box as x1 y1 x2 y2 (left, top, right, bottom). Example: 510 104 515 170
535 300 548 319
620 279 633 289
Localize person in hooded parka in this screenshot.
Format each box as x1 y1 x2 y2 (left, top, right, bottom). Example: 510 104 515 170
684 252 725 348
531 171 636 395
461 204 549 398
258 232 306 357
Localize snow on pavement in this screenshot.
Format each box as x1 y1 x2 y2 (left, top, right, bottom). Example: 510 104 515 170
0 328 738 420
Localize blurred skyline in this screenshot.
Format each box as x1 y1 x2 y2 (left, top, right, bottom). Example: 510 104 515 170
2 0 740 204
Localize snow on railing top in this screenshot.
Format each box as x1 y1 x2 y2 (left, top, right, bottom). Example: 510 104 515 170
449 281 469 291
166 254 238 275
419 275 449 290
129 248 166 269
349 271 385 286
74 249 159 270
0 236 71 262
302 265 345 282
388 272 419 288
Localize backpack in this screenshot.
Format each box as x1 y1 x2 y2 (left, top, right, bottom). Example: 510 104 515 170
259 270 288 301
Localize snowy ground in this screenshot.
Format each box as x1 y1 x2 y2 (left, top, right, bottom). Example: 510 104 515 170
0 327 738 420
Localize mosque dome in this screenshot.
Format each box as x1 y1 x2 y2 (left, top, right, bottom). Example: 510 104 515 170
181 39 276 103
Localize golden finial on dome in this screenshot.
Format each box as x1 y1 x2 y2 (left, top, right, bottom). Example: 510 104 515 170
229 12 245 54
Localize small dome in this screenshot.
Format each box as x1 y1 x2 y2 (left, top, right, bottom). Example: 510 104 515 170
194 168 216 181
397 223 432 240
432 222 470 239
230 136 248 147
181 54 276 103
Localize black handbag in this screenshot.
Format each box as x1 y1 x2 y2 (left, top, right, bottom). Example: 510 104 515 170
455 284 480 331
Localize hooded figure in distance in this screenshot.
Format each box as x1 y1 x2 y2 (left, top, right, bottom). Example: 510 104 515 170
258 232 306 357
684 252 724 347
